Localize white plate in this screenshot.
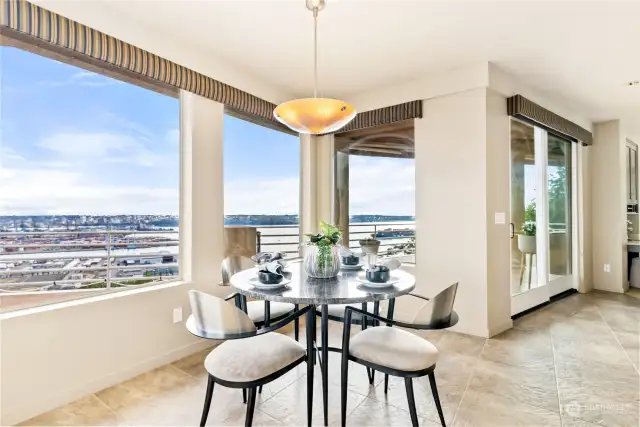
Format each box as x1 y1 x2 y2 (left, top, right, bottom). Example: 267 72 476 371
249 277 291 290
355 274 401 288
341 263 364 270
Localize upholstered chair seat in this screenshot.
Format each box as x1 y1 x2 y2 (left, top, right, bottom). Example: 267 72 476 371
246 301 296 323
349 327 439 372
205 333 305 383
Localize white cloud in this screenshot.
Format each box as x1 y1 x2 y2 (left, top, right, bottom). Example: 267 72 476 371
37 131 163 167
39 70 121 88
0 167 177 215
224 178 299 215
164 128 180 145
349 156 415 216
0 146 24 163
222 156 415 216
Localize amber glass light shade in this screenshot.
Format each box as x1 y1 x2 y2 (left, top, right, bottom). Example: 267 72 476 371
274 98 356 134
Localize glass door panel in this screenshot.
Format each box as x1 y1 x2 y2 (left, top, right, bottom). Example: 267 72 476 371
548 134 572 287
510 120 539 296
510 120 576 315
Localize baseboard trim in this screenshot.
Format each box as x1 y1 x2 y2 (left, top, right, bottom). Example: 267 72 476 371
3 339 215 426
511 288 578 320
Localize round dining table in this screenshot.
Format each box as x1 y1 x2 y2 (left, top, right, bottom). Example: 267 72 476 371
230 261 416 427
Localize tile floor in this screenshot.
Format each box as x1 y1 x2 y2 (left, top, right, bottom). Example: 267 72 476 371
21 290 640 427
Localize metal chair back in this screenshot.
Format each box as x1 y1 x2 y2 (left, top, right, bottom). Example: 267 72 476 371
188 290 257 339
221 256 255 285
412 282 458 327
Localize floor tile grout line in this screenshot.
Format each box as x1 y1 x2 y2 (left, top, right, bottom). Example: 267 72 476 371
595 304 640 376
448 338 487 426
549 324 565 426
91 392 122 422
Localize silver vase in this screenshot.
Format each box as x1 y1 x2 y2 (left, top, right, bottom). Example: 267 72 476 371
303 245 341 278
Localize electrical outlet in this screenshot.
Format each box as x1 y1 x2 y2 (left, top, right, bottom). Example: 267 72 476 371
604 264 611 273
173 307 183 323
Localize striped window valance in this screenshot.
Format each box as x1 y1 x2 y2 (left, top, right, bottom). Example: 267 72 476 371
507 95 592 145
2 0 422 135
335 101 423 134
0 0 279 124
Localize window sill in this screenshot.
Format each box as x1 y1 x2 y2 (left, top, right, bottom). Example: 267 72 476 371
0 280 190 320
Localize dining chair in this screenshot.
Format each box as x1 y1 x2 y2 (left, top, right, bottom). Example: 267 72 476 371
186 290 313 427
222 256 299 340
340 282 459 427
318 261 412 384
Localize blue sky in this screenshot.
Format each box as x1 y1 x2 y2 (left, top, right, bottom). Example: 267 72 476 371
0 46 414 216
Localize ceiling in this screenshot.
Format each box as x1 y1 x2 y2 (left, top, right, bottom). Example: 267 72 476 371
46 1 640 130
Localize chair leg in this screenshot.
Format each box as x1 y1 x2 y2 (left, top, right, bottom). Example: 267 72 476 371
294 304 300 341
321 305 329 427
362 303 375 384
404 378 420 427
245 387 257 427
519 251 525 287
258 385 263 394
428 372 446 427
341 352 349 427
385 298 394 394
367 367 375 384
242 388 247 404
200 375 215 427
527 253 533 289
306 306 315 427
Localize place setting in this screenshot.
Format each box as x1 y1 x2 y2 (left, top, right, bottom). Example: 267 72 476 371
339 247 366 271
248 252 291 290
355 257 403 289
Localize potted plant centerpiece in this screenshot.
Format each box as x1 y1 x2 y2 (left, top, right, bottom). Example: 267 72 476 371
302 221 343 279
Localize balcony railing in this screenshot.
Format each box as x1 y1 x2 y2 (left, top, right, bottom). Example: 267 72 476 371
255 222 415 257
0 222 415 295
0 230 179 293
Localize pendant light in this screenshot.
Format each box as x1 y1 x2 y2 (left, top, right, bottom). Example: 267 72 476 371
274 0 356 134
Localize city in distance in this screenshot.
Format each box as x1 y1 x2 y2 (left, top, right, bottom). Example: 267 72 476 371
0 214 415 231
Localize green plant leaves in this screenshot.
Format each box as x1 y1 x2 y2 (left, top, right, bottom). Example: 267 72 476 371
305 221 343 246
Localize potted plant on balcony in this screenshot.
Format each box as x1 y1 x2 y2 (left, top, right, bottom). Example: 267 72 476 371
517 200 537 254
518 221 537 254
302 221 342 279
358 233 381 256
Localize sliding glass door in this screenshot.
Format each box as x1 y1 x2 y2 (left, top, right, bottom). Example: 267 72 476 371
510 119 576 315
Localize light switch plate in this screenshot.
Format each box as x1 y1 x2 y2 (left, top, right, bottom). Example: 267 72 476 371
494 212 506 224
173 307 183 323
604 264 611 273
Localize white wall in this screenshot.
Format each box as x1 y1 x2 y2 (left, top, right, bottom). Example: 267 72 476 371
591 120 627 293
349 62 489 113
0 93 227 426
415 88 512 337
29 0 293 105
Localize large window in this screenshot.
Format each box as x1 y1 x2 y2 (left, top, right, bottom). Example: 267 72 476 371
0 46 180 311
223 116 299 257
349 155 416 261
335 122 416 262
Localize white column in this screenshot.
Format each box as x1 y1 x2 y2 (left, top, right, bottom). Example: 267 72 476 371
591 120 627 293
415 88 512 337
299 133 335 239
179 91 225 291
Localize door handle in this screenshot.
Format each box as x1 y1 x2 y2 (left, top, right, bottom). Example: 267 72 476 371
510 223 515 239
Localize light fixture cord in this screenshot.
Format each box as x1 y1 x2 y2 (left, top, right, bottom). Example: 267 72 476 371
313 7 318 98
